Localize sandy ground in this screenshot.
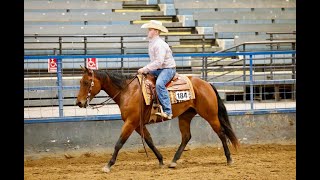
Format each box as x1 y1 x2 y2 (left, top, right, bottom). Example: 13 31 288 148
24 143 296 180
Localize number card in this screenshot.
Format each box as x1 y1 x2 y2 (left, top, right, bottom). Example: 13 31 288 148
175 91 190 101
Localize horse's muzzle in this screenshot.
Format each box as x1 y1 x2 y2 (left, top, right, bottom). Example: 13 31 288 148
76 100 87 108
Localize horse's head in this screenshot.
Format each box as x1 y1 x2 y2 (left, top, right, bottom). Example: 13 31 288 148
76 65 102 108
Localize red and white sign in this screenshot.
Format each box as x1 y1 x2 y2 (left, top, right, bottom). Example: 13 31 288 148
86 58 98 70
48 58 57 73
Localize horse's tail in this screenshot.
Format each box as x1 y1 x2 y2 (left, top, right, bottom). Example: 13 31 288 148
210 83 240 150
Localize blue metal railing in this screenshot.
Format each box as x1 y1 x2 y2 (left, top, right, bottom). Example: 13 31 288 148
24 50 296 123
23 50 295 59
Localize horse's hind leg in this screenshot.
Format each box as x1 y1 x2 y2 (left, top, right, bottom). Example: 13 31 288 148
135 125 164 167
205 114 233 165
169 108 196 168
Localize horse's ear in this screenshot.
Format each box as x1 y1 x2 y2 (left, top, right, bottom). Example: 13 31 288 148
80 65 89 73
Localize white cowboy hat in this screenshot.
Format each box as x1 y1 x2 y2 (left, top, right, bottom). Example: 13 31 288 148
141 20 169 33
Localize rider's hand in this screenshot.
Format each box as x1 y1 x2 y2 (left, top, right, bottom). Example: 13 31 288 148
138 68 145 74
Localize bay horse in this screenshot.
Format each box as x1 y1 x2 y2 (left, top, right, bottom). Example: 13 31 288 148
76 66 240 173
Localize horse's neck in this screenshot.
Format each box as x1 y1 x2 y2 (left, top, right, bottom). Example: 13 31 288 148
104 75 139 104
101 77 123 104
106 79 141 108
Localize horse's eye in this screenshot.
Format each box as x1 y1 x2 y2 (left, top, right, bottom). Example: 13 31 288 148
83 81 89 86
80 80 89 86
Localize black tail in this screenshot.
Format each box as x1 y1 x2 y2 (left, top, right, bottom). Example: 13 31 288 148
210 83 240 150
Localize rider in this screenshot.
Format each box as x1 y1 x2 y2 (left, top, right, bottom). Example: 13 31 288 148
138 20 176 120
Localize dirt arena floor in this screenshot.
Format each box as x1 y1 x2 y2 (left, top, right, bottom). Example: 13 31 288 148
24 143 295 180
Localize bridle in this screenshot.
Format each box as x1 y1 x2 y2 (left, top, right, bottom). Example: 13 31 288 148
85 69 95 108
85 69 138 109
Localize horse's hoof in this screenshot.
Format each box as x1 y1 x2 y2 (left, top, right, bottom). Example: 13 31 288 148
168 162 177 168
227 160 233 166
102 166 111 173
159 163 165 168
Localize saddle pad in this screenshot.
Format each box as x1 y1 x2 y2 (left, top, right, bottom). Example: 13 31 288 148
137 74 195 105
168 75 195 104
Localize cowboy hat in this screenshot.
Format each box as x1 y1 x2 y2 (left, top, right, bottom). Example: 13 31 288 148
141 20 169 33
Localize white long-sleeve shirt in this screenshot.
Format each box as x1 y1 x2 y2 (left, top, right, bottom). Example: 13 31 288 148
141 36 176 72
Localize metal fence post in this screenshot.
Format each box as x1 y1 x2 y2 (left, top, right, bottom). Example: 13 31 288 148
56 57 64 117
249 54 254 110
84 36 87 67
121 36 124 74
242 45 246 102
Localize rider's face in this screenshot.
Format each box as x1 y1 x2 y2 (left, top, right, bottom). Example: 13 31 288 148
147 28 159 39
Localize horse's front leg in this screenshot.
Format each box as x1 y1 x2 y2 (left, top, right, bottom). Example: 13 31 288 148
135 125 164 167
102 121 137 173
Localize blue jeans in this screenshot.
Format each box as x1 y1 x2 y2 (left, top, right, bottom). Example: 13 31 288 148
150 68 176 115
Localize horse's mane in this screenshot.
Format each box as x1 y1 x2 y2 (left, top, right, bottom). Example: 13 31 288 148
94 70 135 89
